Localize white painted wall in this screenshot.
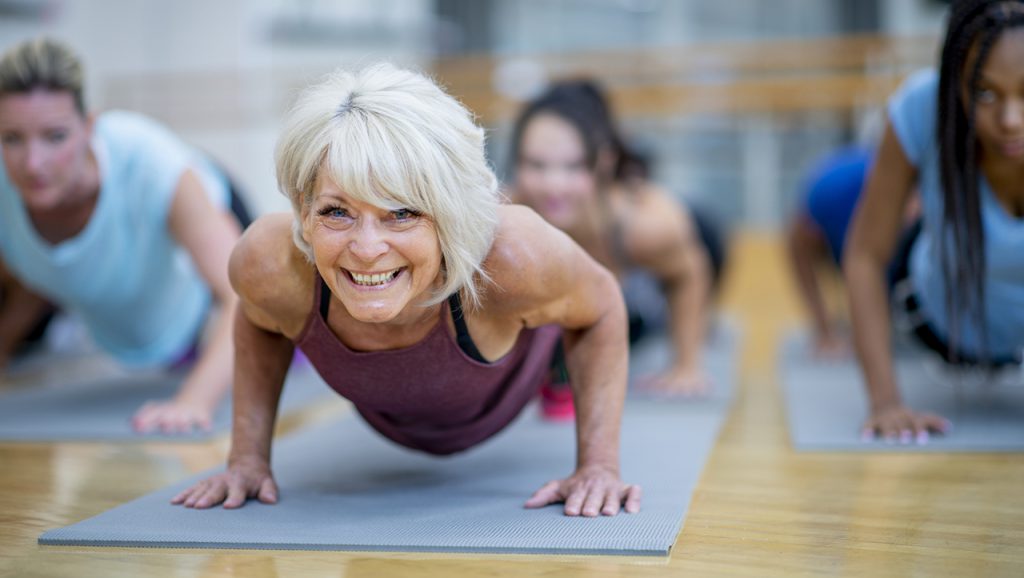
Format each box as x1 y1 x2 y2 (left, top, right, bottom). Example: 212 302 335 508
0 0 435 214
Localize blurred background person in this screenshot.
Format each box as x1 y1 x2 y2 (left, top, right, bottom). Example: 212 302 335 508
844 0 1024 443
0 38 250 433
509 79 729 400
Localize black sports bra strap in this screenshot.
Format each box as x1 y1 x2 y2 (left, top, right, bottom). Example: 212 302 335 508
448 291 487 363
319 276 331 320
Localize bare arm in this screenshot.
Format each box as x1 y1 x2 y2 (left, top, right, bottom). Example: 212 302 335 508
133 170 242 432
174 214 308 508
630 194 712 393
492 206 639 516
0 260 54 368
787 213 841 350
843 123 947 440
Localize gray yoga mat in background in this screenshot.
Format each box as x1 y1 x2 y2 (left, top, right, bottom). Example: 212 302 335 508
0 363 332 442
39 324 743 555
780 330 1024 452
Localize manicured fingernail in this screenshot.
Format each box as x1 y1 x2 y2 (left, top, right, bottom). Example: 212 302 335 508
916 431 929 445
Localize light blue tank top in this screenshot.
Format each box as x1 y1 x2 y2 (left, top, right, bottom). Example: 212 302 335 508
0 111 230 367
888 69 1024 360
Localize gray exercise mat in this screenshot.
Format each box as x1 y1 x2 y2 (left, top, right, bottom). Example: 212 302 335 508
780 329 1024 452
40 398 727 555
628 316 740 406
0 363 332 442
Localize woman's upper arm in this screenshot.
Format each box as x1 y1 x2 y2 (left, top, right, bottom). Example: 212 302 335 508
626 191 695 282
167 169 242 297
846 121 918 266
227 214 310 336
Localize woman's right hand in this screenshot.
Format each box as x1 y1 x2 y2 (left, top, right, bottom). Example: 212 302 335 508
170 458 278 509
861 403 950 445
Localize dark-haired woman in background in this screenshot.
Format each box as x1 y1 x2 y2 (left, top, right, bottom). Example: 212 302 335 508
845 0 1024 444
510 80 727 399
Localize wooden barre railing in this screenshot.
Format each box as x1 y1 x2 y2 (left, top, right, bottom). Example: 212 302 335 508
97 35 939 129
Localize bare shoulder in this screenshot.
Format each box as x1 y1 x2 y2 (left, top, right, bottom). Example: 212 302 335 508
479 204 580 311
229 213 313 334
621 183 692 259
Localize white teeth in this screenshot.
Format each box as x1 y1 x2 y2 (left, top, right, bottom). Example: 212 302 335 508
350 269 398 286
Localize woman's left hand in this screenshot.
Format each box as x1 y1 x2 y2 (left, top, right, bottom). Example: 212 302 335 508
132 397 215 434
524 464 642 517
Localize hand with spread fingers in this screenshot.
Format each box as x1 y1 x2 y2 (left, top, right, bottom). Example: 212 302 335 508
862 403 950 445
132 398 215 435
638 364 713 398
171 458 278 509
524 465 642 517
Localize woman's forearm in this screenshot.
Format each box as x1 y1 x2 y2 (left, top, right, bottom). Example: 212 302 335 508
664 245 711 372
564 277 629 471
844 252 901 410
226 307 294 466
788 220 833 338
174 296 238 407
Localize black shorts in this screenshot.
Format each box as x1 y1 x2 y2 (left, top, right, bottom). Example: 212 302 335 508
889 220 1019 367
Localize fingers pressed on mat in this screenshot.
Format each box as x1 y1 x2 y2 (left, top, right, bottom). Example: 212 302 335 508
624 485 643 513
581 488 605 517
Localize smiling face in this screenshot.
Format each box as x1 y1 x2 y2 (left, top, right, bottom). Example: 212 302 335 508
515 113 599 229
965 27 1024 164
0 88 92 211
303 172 444 325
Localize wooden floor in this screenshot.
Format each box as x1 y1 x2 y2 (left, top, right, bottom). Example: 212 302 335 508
3 232 1023 577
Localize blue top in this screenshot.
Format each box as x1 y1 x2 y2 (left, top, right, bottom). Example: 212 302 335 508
888 69 1024 360
0 111 230 367
803 145 873 264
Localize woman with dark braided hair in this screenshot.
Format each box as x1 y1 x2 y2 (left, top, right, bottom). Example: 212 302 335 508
845 0 1024 444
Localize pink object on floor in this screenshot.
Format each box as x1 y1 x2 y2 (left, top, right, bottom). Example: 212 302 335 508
539 382 575 422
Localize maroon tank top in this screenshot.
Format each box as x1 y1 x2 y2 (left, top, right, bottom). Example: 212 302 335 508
294 274 562 455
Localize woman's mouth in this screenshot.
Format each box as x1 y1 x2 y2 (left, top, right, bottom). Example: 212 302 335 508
345 267 405 288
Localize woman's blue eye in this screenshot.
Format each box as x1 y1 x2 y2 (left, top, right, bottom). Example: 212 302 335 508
45 131 67 144
392 208 418 220
317 206 348 218
1 133 22 146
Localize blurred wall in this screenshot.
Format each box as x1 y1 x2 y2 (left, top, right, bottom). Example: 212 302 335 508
0 0 434 214
1 0 950 227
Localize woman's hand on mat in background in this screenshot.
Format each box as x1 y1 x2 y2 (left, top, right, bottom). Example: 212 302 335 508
132 397 214 434
171 458 278 509
812 331 849 360
861 403 950 445
524 464 641 517
636 364 712 398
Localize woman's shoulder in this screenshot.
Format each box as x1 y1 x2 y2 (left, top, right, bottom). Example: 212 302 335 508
230 213 314 332
478 205 575 306
619 182 690 259
887 68 939 167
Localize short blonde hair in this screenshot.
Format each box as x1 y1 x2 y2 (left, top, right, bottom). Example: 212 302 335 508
276 63 500 308
0 37 85 114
